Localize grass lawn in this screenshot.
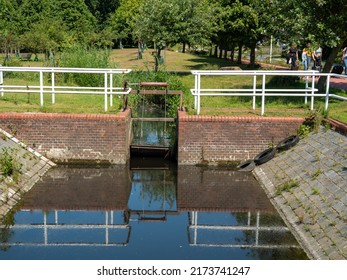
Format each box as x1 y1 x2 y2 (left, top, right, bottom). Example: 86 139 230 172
1 48 346 123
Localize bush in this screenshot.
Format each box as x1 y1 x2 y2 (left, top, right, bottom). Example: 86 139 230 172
58 46 116 87
126 71 185 118
0 147 22 180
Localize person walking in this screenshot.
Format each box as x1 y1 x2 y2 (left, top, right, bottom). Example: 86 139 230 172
287 43 298 70
313 44 323 71
302 43 313 71
342 46 347 75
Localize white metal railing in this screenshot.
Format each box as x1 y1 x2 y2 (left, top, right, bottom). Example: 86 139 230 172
191 70 347 115
0 66 132 111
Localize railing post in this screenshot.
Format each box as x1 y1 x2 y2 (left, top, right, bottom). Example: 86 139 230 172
109 73 113 107
261 74 266 115
325 74 331 111
39 70 44 106
104 72 108 111
197 74 201 115
311 73 316 110
0 65 3 97
194 73 198 110
252 74 257 110
51 71 55 104
305 76 308 104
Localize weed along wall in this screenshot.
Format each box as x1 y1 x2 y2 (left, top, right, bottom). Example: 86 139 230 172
177 111 304 165
0 110 132 164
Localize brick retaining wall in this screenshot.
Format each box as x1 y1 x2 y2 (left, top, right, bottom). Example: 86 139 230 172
0 110 305 165
177 111 304 165
0 110 132 164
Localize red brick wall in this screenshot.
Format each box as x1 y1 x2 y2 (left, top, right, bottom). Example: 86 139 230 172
178 111 304 165
0 110 132 164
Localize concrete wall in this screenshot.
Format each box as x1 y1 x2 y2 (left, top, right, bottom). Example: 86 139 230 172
177 111 304 165
0 110 132 164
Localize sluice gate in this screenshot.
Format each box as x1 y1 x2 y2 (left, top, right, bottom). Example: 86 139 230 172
128 82 182 159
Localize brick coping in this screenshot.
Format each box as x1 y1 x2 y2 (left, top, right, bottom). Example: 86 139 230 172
0 109 131 120
324 118 347 135
178 110 304 123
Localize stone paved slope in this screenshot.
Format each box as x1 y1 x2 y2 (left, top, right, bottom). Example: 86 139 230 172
254 127 347 259
0 128 55 220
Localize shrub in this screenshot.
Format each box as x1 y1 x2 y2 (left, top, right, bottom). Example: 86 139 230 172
0 147 22 180
58 46 116 87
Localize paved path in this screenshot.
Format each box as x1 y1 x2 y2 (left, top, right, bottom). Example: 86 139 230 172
254 128 347 259
253 59 347 92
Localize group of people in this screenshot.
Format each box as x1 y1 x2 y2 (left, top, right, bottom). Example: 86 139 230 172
287 42 347 75
286 43 322 71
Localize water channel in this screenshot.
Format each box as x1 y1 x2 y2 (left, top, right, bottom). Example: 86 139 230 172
0 161 308 260
0 100 308 259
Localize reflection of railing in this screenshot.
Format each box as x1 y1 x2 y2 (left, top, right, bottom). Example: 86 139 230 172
1 210 130 247
188 211 300 249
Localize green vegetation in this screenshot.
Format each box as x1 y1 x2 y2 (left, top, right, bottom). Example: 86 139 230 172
275 179 299 195
0 147 22 181
311 169 323 180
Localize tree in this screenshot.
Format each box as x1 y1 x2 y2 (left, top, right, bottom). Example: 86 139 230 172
133 0 215 70
85 0 120 28
52 0 97 45
213 0 263 68
18 0 55 34
175 0 214 53
0 0 19 57
267 0 347 89
109 0 143 48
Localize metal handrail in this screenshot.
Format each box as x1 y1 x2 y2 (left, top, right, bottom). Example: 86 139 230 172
191 70 347 115
0 66 132 111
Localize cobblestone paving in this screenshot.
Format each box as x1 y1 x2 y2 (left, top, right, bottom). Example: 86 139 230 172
254 127 347 259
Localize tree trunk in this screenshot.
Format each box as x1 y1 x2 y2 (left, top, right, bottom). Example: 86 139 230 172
230 46 235 62
154 48 162 72
250 43 256 69
182 42 186 53
214 45 218 57
317 41 346 92
219 47 223 59
237 43 243 64
223 49 228 59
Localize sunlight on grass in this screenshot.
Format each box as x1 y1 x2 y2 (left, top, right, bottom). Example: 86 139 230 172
1 49 346 123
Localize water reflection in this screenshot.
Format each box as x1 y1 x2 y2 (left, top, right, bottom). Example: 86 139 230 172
0 162 308 260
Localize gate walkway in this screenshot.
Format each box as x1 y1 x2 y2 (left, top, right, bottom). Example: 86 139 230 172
254 127 347 259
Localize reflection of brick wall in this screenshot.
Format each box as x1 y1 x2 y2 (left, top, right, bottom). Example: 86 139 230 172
21 166 131 211
0 110 132 164
177 166 275 213
178 111 304 165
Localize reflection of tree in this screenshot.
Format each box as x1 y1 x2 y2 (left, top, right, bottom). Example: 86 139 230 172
132 121 175 147
0 208 16 251
132 99 177 147
133 170 176 210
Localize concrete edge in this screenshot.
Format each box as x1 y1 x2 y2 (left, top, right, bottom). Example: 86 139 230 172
0 128 56 220
253 166 325 260
0 127 55 167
